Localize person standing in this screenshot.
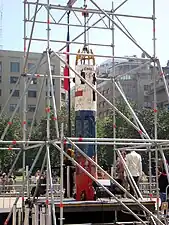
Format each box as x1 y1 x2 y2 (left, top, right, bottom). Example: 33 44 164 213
158 160 169 203
116 151 126 186
126 151 142 197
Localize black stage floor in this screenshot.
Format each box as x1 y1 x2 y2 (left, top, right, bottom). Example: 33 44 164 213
37 197 155 213
0 197 156 224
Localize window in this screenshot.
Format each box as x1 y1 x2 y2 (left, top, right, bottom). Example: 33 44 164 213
46 91 55 97
28 90 37 98
99 112 102 118
10 76 19 84
9 104 19 112
61 93 66 100
51 64 55 74
46 79 55 86
28 105 36 112
60 66 64 74
10 90 20 97
10 62 20 73
28 63 36 72
61 80 64 88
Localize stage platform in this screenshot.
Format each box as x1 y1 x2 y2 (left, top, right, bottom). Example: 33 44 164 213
37 197 156 213
0 197 156 224
37 197 155 224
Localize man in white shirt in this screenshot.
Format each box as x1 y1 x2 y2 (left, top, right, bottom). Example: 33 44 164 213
125 151 142 196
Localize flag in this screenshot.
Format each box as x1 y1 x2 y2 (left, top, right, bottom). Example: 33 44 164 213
67 0 77 7
64 26 70 91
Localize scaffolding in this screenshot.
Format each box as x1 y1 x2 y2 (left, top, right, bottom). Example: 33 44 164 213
2 0 169 225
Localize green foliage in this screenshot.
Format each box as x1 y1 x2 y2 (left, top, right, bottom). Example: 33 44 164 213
96 101 169 170
0 115 22 171
96 100 135 168
1 102 169 172
31 105 75 168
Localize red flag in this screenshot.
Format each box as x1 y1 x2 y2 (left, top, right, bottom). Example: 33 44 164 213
64 66 69 91
64 26 70 91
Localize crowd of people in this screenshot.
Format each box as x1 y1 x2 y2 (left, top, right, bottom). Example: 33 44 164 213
0 173 16 193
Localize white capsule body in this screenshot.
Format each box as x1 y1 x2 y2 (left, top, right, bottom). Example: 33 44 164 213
74 64 97 112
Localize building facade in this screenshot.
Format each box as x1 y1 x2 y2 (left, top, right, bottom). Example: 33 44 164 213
146 62 169 109
0 50 66 124
97 56 152 118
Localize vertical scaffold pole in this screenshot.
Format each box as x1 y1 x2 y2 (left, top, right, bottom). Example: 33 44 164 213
59 123 64 225
111 1 116 177
46 0 51 223
152 0 160 218
22 0 27 223
12 204 16 225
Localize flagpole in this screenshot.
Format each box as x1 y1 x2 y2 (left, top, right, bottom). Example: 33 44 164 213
67 10 71 137
66 0 78 137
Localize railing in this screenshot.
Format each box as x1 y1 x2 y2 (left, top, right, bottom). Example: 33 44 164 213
0 173 159 209
0 183 61 209
139 175 158 198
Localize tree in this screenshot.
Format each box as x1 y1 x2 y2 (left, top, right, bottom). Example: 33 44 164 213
32 106 75 168
96 100 135 168
0 115 22 171
96 99 169 173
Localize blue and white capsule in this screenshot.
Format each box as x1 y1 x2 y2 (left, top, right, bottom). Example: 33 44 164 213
74 48 96 157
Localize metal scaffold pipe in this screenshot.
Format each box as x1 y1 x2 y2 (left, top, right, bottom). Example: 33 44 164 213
3 0 169 225
53 141 164 225
25 2 153 20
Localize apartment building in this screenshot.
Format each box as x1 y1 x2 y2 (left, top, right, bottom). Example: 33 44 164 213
97 55 152 118
0 50 66 124
146 62 169 109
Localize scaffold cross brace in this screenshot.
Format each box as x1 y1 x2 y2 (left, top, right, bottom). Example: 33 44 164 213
138 130 142 134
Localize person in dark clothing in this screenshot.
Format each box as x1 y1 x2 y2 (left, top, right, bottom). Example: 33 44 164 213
63 149 75 198
31 174 46 198
158 163 169 203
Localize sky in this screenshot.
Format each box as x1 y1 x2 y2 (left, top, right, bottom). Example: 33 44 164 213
2 0 169 67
